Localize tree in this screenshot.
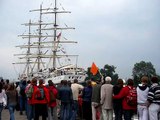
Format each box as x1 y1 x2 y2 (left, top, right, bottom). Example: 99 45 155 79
86 64 118 85
100 64 118 85
132 61 156 86
85 67 101 81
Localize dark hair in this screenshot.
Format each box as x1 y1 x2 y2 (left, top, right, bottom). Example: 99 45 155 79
68 81 71 87
0 82 3 93
31 78 37 85
27 80 31 84
48 80 53 86
87 80 92 87
1 79 4 83
127 78 134 86
60 80 64 85
117 79 124 86
6 79 9 84
39 79 44 85
22 80 27 85
151 76 159 83
63 80 68 85
8 83 15 91
74 79 78 83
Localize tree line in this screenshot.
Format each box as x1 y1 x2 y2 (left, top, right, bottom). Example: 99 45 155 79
85 60 160 86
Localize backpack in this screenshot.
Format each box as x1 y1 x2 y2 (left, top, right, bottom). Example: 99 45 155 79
49 89 56 103
25 85 33 98
35 87 45 100
126 86 137 106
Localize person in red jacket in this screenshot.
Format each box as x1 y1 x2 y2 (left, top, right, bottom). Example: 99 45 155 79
47 80 58 120
33 79 50 120
26 78 37 120
113 79 137 120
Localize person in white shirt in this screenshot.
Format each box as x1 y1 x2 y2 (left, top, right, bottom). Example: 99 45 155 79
137 76 149 120
0 82 7 120
71 79 84 120
101 76 113 120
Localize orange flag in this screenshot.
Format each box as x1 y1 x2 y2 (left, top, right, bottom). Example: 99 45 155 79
90 62 98 75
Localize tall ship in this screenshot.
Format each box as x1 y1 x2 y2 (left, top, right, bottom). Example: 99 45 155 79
13 0 86 84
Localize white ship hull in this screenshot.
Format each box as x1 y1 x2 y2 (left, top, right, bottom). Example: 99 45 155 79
45 74 86 84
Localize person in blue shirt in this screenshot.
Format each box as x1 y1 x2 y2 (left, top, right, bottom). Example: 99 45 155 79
58 80 73 120
82 80 92 120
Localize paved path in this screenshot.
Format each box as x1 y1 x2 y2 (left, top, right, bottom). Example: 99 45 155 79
2 109 48 120
2 109 27 120
2 109 138 120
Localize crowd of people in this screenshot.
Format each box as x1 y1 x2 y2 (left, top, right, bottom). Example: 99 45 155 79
0 75 159 120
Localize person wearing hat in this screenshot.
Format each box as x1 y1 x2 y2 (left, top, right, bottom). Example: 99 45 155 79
100 76 113 120
91 80 102 120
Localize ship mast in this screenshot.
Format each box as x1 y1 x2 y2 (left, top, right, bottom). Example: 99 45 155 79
26 20 31 76
37 4 43 71
53 0 58 69
13 20 33 79
41 0 76 69
14 0 78 79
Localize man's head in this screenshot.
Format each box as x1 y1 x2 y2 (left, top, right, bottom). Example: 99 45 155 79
31 78 37 85
63 80 68 86
117 79 124 86
151 76 159 83
39 79 44 85
141 76 148 85
127 78 134 86
105 76 112 83
74 79 78 83
48 80 53 86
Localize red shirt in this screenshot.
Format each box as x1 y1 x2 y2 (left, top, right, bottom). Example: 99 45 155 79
113 85 137 110
48 86 58 107
28 85 49 104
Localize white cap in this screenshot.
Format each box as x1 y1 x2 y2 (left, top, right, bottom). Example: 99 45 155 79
105 76 112 82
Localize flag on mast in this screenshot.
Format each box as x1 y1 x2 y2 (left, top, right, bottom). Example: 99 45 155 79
90 62 98 75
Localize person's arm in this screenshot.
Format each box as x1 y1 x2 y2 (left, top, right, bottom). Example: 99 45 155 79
100 86 105 105
147 87 154 103
79 84 84 90
113 87 128 99
2 90 7 106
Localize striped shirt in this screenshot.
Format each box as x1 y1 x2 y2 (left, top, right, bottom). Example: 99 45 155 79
147 83 160 104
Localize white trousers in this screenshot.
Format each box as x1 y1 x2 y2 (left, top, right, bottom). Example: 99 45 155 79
148 103 160 120
137 105 148 120
92 102 99 120
102 108 113 120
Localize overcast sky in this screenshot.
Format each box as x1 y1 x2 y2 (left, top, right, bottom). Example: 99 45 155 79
0 0 160 80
